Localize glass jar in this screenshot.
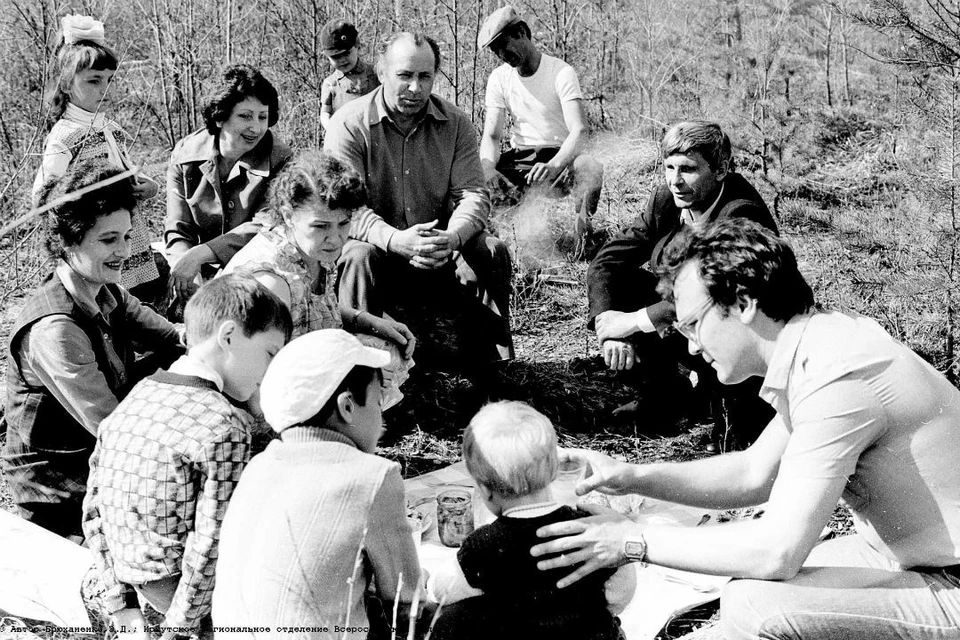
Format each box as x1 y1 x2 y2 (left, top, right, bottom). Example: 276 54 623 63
437 488 474 547
550 459 586 508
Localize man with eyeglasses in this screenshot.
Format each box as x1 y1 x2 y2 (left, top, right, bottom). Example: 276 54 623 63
587 121 778 445
534 219 960 640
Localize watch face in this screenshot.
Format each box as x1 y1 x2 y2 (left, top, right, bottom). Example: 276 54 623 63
624 540 646 560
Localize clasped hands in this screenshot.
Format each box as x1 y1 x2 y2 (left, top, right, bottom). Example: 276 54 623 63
595 310 643 371
390 220 460 270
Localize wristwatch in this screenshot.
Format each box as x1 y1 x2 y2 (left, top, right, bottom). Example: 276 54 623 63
623 535 648 564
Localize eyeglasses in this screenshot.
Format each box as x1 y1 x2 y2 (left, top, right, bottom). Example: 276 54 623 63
673 297 716 344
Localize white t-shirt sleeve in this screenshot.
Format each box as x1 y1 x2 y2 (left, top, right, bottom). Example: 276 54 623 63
485 66 509 110
555 64 584 102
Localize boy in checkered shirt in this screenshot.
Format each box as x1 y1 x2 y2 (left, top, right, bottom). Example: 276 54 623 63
82 274 292 639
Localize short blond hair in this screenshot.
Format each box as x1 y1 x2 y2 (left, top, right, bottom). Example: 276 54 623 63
463 401 558 497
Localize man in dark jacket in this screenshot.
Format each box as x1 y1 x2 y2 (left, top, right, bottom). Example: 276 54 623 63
587 121 778 445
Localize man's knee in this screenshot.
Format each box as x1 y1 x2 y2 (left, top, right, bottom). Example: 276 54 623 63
339 239 385 271
338 240 390 313
461 232 512 281
483 233 512 271
573 154 604 189
721 579 796 640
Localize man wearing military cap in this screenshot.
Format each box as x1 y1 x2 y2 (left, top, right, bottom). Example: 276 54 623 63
319 19 380 130
478 5 603 246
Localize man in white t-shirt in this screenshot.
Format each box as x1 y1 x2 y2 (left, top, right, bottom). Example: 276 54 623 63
478 6 603 245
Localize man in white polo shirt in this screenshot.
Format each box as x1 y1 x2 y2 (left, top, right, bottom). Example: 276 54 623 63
534 220 960 640
478 6 603 245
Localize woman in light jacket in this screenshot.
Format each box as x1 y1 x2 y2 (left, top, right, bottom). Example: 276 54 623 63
165 63 292 300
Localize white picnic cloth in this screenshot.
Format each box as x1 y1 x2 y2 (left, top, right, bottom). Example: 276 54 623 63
404 461 731 640
0 508 93 626
0 460 730 635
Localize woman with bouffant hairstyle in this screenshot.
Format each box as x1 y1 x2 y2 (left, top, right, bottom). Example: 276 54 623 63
165 63 292 302
4 160 182 540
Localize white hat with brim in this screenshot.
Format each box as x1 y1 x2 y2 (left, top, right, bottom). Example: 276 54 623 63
478 5 520 49
260 329 391 433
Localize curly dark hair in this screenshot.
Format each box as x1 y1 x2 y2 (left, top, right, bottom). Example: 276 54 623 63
265 150 367 226
656 218 814 323
201 63 280 134
37 159 137 260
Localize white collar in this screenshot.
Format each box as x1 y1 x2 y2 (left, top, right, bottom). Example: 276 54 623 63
169 353 225 391
502 501 562 519
63 102 110 130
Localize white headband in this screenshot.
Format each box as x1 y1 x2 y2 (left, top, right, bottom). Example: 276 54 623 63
61 15 106 46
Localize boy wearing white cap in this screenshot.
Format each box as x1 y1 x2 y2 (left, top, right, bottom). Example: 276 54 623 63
212 329 423 638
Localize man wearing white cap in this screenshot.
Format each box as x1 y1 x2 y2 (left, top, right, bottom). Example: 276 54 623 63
478 5 603 246
212 329 423 638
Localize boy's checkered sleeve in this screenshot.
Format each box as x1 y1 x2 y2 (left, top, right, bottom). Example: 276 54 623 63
163 422 251 631
81 444 137 613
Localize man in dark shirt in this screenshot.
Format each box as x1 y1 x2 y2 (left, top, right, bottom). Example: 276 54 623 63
324 32 513 367
587 121 778 444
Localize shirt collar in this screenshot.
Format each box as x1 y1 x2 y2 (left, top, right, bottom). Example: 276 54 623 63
56 260 117 320
369 87 449 129
339 58 369 79
176 129 275 178
63 102 110 130
502 500 562 519
234 136 274 178
175 129 219 163
759 312 815 404
681 182 726 228
280 426 357 447
168 353 225 391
